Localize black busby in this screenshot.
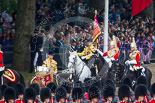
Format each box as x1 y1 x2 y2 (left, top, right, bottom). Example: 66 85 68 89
93 79 102 90
46 82 57 93
61 82 71 94
24 87 36 103
40 87 51 102
150 83 155 96
0 84 8 96
29 83 40 95
122 77 132 89
72 87 84 101
14 83 25 97
118 84 130 100
4 87 16 102
135 84 147 98
88 85 100 100
104 79 115 91
136 76 148 88
103 85 115 101
56 87 67 102
84 78 92 93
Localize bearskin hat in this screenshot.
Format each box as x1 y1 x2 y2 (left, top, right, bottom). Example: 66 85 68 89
88 86 100 100
24 87 36 103
40 87 51 102
135 84 147 98
122 77 132 89
61 82 71 94
136 76 148 88
150 83 155 96
56 87 67 102
84 78 92 93
103 85 115 101
72 87 84 100
29 83 40 95
14 83 25 97
46 82 57 93
104 79 115 91
4 87 16 102
118 84 130 100
0 84 8 96
93 79 102 90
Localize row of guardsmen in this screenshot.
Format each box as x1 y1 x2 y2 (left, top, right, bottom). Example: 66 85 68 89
0 76 154 103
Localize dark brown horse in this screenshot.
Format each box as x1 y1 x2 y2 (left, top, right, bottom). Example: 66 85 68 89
0 69 25 87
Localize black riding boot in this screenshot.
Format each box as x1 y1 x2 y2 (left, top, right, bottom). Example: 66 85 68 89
134 71 137 80
137 69 141 78
90 67 96 77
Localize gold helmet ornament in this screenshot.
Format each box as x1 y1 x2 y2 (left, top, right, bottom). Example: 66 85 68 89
110 35 117 48
130 37 137 50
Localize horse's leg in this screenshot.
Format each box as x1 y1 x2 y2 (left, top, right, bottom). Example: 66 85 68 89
146 69 152 89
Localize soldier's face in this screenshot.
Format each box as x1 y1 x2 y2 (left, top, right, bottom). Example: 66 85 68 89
59 98 65 103
138 96 144 101
44 98 50 103
8 99 14 103
27 99 33 103
18 94 24 100
87 42 92 46
48 55 53 59
92 98 98 103
131 47 135 51
123 97 128 101
107 96 113 102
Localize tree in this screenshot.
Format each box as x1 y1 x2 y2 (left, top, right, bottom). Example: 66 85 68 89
13 0 36 70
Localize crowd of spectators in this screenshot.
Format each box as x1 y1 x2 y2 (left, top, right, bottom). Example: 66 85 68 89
0 0 154 56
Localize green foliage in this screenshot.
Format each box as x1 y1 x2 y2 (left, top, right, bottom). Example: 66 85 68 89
0 0 17 14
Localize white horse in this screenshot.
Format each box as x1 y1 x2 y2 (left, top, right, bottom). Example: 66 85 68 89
68 51 91 82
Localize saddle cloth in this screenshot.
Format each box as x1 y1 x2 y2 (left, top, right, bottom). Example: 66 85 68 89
3 69 16 82
32 70 54 88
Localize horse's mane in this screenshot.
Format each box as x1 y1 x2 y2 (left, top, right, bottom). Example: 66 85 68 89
98 53 105 64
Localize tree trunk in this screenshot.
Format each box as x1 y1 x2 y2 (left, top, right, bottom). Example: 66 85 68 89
87 0 104 19
137 1 154 19
13 0 36 70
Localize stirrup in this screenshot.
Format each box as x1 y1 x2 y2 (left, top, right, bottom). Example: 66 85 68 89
132 80 136 87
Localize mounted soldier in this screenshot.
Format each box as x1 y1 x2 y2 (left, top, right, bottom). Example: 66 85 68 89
97 35 119 68
77 38 96 64
125 37 142 80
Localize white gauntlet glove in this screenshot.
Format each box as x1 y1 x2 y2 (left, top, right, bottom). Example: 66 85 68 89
96 49 103 56
81 56 86 60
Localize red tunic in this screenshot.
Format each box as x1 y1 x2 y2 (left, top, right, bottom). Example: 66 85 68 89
15 99 24 103
149 98 155 103
0 100 5 103
0 51 4 67
129 50 140 67
50 99 55 103
103 48 119 60
84 93 89 100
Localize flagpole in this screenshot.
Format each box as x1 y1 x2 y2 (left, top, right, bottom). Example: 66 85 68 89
103 0 109 52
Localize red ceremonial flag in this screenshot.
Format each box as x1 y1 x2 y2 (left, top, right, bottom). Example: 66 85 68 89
132 0 152 16
93 16 101 42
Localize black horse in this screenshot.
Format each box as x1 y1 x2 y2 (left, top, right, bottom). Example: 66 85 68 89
118 52 152 89
0 69 25 87
87 53 117 87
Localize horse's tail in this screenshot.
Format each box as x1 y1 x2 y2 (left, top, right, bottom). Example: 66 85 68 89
18 72 25 87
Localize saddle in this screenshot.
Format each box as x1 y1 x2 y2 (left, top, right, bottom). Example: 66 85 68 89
3 69 16 82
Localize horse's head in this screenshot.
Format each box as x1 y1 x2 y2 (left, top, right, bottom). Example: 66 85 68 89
68 51 77 69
